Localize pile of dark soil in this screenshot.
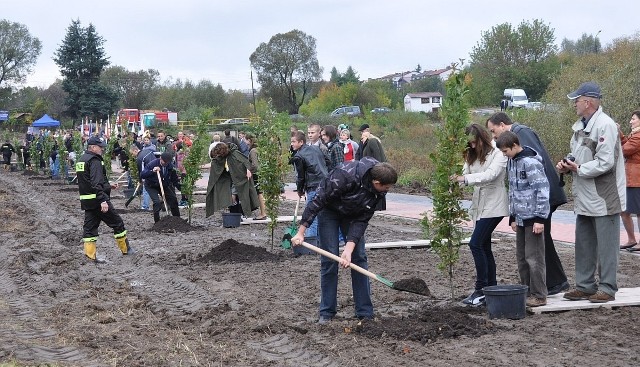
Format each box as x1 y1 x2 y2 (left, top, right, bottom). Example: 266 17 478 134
151 215 196 233
198 239 282 263
356 305 496 344
21 170 38 176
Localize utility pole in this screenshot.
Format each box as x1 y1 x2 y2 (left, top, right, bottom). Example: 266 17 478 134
250 68 257 114
594 30 602 53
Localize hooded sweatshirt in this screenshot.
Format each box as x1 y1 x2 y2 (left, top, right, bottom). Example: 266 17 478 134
507 146 550 227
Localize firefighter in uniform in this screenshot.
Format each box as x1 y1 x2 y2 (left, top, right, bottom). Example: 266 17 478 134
76 136 133 263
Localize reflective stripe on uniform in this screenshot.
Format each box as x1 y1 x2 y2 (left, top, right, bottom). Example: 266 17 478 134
83 237 98 243
114 230 127 239
75 162 85 172
80 194 97 200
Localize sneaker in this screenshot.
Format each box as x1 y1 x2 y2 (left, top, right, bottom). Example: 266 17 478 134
526 296 547 307
547 281 570 296
563 289 594 301
179 200 188 207
462 290 485 306
588 290 615 303
318 316 333 325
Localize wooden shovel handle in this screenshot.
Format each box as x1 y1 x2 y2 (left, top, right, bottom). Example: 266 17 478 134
156 170 169 213
110 171 128 185
293 196 301 219
299 241 392 287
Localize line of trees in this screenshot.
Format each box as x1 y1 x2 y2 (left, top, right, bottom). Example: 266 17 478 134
0 18 623 125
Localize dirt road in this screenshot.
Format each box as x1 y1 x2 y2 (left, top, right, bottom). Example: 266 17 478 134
0 170 639 366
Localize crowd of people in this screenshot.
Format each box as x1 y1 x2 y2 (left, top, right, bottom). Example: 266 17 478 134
451 81 636 308
3 80 637 320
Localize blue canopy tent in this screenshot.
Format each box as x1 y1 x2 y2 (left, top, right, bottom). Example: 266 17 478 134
31 114 60 128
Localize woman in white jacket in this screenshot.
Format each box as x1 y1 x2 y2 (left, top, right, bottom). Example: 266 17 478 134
452 124 509 305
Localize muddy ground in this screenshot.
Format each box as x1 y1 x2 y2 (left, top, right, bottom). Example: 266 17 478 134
0 169 639 367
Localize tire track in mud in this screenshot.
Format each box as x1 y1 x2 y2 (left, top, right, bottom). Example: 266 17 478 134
8 175 228 318
0 264 102 365
1 173 232 364
120 264 226 315
247 334 338 367
0 174 104 366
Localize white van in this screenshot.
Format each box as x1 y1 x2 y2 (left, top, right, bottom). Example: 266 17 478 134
503 88 528 108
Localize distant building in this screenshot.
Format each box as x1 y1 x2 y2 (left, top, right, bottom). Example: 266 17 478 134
372 71 416 90
370 66 454 90
413 66 454 82
404 92 443 113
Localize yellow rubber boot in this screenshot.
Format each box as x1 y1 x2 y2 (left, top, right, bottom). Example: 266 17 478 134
115 234 134 255
84 241 98 261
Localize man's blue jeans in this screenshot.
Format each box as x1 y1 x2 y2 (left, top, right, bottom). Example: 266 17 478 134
468 217 504 291
317 208 373 319
142 185 151 210
50 157 60 178
305 190 318 237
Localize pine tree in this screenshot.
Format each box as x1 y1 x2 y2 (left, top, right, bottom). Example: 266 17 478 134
53 20 118 123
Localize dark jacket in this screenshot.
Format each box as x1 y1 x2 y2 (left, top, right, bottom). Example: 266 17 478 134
291 144 328 194
64 136 73 152
76 151 111 210
0 142 15 157
300 157 385 245
140 158 181 190
326 138 344 171
136 147 157 181
511 123 567 208
357 135 386 162
155 138 175 156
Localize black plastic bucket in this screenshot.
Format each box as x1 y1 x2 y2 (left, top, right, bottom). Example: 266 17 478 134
483 284 528 319
222 213 242 228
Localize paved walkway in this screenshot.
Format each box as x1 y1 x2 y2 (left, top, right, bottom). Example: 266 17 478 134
194 175 636 246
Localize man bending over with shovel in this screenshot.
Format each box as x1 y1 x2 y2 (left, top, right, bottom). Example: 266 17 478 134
140 151 182 223
291 157 397 324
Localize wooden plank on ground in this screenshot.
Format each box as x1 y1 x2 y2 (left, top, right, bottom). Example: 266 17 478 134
241 216 294 224
366 237 498 250
366 240 432 249
529 287 640 314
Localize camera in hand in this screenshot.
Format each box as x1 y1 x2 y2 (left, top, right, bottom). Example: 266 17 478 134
559 154 575 187
563 154 575 164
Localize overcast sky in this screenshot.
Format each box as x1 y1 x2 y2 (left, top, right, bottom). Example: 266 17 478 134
6 0 638 91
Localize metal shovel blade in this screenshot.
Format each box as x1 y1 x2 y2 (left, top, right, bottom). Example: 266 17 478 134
281 197 301 249
391 277 431 296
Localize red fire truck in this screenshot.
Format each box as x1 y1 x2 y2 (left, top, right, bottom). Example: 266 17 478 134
117 109 177 134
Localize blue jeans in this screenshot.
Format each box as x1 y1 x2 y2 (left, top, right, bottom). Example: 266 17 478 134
468 217 504 291
142 185 151 209
50 157 60 178
317 208 373 319
305 190 318 237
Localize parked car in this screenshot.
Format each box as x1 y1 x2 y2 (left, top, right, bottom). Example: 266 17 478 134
371 107 391 114
330 106 362 117
222 118 249 124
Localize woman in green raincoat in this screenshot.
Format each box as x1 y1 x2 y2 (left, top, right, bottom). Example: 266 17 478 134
205 142 259 218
